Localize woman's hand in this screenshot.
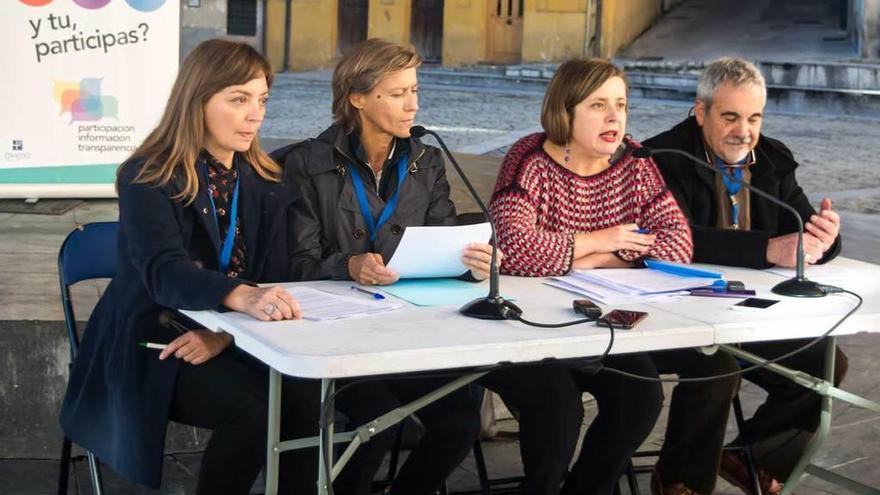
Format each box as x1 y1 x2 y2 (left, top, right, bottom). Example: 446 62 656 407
348 253 399 285
159 330 232 365
574 223 656 256
461 242 502 281
223 284 302 321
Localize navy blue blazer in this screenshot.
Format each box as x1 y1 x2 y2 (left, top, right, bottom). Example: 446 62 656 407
59 154 298 487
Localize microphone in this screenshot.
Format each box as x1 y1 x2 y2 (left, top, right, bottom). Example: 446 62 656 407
410 125 523 319
158 310 190 334
633 146 825 298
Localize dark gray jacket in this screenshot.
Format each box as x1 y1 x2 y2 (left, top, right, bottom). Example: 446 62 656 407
275 123 458 281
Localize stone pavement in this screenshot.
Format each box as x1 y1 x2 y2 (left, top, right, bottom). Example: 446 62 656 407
1 81 879 494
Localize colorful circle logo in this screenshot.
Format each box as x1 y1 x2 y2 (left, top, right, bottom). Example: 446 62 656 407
126 0 166 11
19 0 55 6
72 0 112 8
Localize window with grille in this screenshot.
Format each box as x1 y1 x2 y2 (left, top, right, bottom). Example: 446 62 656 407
227 0 257 36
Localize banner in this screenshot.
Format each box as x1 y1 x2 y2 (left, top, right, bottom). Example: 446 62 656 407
0 0 179 198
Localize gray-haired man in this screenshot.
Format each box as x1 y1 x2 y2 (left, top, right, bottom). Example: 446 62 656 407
644 58 848 495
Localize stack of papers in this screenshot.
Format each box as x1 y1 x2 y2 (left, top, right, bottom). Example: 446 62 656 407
287 287 401 321
547 261 723 304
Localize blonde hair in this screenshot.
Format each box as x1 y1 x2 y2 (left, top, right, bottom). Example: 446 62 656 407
541 58 627 145
332 38 422 133
121 38 280 205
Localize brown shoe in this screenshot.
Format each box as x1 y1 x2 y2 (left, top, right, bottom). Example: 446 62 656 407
650 465 699 495
719 450 785 495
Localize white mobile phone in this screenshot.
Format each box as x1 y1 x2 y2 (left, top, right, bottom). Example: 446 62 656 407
729 297 780 312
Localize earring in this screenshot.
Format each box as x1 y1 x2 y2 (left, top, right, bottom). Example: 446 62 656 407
563 144 571 163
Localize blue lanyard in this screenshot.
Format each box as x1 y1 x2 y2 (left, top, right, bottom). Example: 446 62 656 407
347 152 409 243
204 171 240 273
714 157 745 228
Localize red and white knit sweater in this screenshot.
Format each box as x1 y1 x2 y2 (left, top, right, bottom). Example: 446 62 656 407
489 133 693 277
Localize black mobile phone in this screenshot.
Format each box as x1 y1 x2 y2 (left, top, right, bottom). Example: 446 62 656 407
731 297 779 311
573 299 602 319
597 309 648 329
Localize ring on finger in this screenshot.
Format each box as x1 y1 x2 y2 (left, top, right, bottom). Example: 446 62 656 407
263 303 277 315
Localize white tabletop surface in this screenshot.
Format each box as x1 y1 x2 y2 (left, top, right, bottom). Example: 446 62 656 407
182 257 880 379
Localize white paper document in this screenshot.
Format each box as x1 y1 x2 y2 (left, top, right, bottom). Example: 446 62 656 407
570 268 718 295
546 277 687 305
387 222 492 278
286 287 401 321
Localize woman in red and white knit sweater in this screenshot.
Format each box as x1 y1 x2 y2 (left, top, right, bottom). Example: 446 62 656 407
490 104 692 275
488 59 692 495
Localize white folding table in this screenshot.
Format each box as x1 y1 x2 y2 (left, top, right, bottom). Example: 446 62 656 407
183 257 880 495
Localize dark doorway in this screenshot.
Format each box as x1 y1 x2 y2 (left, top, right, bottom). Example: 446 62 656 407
338 0 369 55
411 0 444 62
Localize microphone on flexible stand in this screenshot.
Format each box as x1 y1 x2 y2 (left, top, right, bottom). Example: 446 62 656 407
632 146 825 298
410 125 523 319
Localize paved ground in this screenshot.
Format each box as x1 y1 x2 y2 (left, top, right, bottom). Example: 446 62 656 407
1 76 878 494
619 0 858 63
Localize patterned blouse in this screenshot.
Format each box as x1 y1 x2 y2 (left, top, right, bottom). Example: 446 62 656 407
203 151 247 278
489 133 693 277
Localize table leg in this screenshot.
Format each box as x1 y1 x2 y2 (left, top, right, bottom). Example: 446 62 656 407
318 378 335 495
265 368 282 495
780 337 836 495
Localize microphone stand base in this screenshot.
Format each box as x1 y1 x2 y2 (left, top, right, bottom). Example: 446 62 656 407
771 277 826 298
460 296 523 320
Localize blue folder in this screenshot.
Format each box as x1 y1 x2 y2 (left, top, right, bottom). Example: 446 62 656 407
643 259 724 280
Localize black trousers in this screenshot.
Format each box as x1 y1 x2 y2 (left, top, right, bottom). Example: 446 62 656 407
170 350 481 495
733 338 848 479
651 339 848 491
482 364 585 495
484 353 662 495
562 353 664 495
169 348 316 495
650 348 741 494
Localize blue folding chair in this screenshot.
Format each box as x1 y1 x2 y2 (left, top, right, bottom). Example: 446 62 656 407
57 221 118 495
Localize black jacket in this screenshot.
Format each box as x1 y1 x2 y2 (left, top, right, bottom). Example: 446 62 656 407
275 124 458 281
59 154 298 487
644 116 840 268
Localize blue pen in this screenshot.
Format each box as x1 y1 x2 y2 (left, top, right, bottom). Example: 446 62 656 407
350 285 385 300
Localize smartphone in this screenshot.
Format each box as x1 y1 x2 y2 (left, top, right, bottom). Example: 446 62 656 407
597 309 648 329
729 297 779 312
573 299 602 319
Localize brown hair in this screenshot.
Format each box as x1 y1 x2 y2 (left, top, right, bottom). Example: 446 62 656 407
540 59 628 145
121 38 280 205
332 38 422 132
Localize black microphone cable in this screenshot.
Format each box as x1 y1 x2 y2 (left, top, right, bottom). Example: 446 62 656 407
598 287 862 383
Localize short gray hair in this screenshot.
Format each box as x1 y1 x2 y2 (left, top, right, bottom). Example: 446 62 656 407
696 58 766 108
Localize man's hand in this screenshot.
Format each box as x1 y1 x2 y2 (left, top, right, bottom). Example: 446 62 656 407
805 198 840 253
159 330 232 365
348 253 399 285
766 232 824 267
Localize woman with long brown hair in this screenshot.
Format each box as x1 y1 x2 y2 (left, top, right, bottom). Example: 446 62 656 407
59 39 310 494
